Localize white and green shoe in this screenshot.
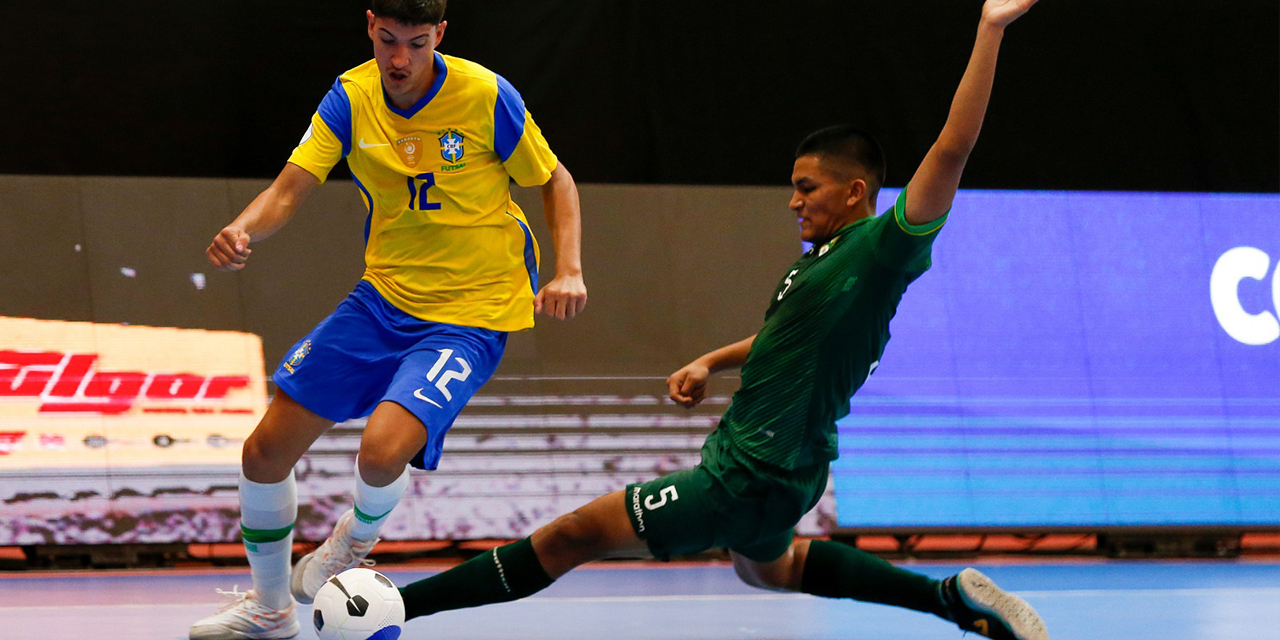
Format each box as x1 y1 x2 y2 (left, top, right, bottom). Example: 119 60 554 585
189 587 300 640
289 509 378 604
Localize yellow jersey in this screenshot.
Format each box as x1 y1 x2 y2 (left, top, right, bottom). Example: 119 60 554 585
288 53 559 332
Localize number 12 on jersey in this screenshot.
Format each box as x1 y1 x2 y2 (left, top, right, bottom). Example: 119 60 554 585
407 172 441 211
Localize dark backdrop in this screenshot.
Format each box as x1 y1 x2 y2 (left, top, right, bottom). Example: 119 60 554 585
1 0 1276 191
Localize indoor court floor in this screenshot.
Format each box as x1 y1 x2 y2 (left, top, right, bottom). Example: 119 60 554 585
1 559 1277 640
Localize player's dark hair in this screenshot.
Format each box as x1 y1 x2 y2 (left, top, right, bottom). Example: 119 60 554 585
371 0 446 25
795 125 887 194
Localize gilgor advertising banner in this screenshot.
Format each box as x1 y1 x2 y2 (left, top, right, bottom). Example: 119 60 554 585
0 317 267 469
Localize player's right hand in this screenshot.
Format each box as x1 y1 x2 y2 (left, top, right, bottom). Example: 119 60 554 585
207 227 253 271
667 362 711 408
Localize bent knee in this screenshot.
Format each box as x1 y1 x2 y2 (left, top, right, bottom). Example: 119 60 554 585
357 447 411 483
241 433 271 472
733 556 791 591
241 433 290 482
541 511 608 561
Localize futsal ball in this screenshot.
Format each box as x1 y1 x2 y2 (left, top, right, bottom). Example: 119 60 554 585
311 567 406 640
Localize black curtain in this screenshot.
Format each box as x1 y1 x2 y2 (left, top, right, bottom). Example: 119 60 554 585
2 0 1276 191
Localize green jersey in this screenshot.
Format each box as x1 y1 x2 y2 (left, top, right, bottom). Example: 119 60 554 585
722 189 946 469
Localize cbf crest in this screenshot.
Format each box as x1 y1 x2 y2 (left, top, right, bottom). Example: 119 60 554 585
282 340 311 374
439 128 465 163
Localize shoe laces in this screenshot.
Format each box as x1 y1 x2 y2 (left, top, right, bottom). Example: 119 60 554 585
213 586 252 612
316 534 380 574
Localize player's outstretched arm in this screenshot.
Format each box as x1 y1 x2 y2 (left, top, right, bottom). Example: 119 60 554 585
534 163 588 319
206 162 319 271
903 0 1039 226
667 334 756 407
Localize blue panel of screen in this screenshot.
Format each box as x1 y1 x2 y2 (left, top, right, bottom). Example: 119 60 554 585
832 190 1280 529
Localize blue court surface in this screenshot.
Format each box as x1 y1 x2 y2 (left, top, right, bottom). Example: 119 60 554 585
1 560 1277 640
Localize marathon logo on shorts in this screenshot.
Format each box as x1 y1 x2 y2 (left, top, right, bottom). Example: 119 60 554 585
0 350 252 415
630 485 646 534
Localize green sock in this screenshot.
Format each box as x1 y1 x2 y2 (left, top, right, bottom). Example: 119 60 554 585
800 540 946 617
400 537 554 620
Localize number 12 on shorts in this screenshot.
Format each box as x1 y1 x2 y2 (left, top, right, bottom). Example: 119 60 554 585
645 486 679 510
413 348 472 408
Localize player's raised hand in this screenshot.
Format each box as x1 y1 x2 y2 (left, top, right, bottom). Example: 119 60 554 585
207 226 253 271
534 272 588 320
667 362 711 408
982 0 1039 28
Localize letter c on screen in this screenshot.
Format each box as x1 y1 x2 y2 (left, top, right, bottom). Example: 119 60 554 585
1210 247 1279 346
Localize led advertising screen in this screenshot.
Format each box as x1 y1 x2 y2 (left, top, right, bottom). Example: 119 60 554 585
0 318 268 543
833 190 1280 529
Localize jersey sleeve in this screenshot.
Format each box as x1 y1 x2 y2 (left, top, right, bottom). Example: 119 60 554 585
493 75 559 187
286 78 353 184
871 186 948 274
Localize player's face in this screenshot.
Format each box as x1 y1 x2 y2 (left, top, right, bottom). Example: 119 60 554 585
789 155 868 243
367 11 446 105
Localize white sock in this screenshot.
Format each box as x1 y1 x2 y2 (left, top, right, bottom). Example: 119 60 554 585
239 471 297 610
351 457 409 541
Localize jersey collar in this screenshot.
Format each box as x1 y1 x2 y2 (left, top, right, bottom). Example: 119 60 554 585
808 215 873 253
382 51 448 119
832 214 875 239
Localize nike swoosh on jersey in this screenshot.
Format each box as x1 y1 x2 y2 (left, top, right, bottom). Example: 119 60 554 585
359 138 390 149
413 388 443 408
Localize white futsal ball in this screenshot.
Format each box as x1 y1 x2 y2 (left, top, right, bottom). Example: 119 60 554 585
311 567 406 640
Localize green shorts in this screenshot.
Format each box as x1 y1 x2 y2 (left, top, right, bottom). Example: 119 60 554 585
624 424 829 563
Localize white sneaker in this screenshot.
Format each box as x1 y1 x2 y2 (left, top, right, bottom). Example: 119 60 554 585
189 587 300 640
290 509 378 604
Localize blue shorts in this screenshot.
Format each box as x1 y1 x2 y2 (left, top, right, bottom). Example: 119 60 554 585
272 280 507 470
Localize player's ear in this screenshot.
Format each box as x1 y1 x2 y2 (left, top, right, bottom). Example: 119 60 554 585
435 20 447 46
367 10 377 39
845 178 867 208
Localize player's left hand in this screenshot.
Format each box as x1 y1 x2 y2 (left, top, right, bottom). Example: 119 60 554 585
535 272 587 320
667 362 710 408
981 0 1039 28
